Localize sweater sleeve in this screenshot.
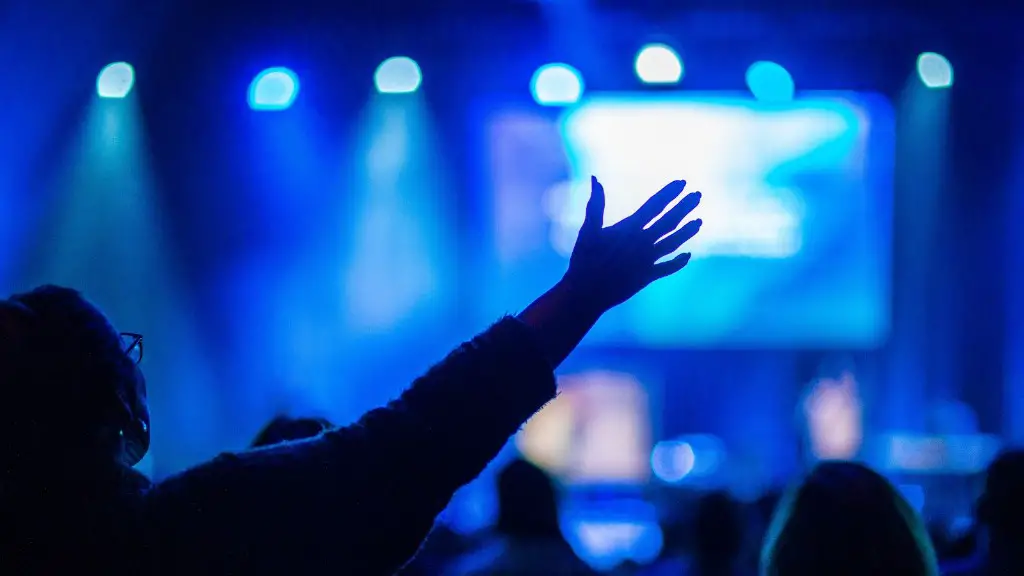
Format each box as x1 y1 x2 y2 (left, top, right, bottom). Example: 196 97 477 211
143 317 557 575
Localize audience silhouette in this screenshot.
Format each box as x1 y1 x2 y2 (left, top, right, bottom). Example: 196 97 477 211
2 167 1020 576
445 459 595 575
760 460 939 576
691 490 745 576
948 449 1024 576
0 176 702 574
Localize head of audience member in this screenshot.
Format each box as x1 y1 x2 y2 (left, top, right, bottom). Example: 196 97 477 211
250 415 333 447
978 449 1024 569
0 286 149 483
495 459 563 541
761 460 938 576
692 490 744 575
658 513 688 560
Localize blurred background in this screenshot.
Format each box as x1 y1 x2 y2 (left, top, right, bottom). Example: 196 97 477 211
0 0 1022 570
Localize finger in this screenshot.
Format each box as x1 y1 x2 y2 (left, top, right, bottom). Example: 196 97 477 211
646 191 701 239
651 252 692 280
627 180 686 228
583 175 605 233
653 218 702 258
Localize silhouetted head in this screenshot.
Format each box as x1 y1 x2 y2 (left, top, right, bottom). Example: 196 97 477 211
693 490 744 569
250 415 333 447
495 459 562 540
761 461 937 576
0 286 149 472
979 450 1024 547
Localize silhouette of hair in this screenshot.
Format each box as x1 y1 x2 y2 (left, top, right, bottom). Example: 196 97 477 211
761 461 938 576
979 449 1024 533
251 415 333 447
4 285 149 463
693 490 744 566
495 458 563 540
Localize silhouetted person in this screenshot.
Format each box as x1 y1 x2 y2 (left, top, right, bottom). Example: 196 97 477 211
445 459 595 575
761 461 938 576
0 176 703 575
250 415 334 447
691 491 745 576
645 515 688 575
949 449 1024 576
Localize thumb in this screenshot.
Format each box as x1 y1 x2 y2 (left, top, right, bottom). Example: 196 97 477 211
583 175 605 233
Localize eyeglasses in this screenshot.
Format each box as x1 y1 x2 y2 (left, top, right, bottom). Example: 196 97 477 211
120 332 144 365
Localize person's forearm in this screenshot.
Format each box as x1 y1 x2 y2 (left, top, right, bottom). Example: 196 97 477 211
146 317 559 576
517 280 604 369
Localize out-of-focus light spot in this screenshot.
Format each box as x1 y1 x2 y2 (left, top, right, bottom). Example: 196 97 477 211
249 67 300 111
518 371 651 484
375 56 422 94
681 434 726 476
881 432 1002 473
635 44 683 85
746 61 795 102
97 62 135 98
917 52 953 89
531 63 584 106
572 521 662 571
563 500 662 571
651 440 695 482
804 371 863 460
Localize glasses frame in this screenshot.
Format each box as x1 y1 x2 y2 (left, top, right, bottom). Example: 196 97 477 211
121 332 144 365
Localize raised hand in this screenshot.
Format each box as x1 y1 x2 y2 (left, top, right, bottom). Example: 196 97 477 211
518 176 703 368
562 176 702 314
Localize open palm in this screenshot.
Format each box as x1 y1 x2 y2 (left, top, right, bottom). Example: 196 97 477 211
563 176 703 313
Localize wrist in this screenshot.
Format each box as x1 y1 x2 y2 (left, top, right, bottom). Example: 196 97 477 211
553 277 606 324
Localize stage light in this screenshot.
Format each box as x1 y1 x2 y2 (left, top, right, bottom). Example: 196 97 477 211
650 440 695 482
634 44 683 85
530 63 584 106
97 62 135 99
746 61 795 102
917 52 953 89
374 57 422 94
248 67 299 111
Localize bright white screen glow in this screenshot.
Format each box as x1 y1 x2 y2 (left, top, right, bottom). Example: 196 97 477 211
487 93 894 347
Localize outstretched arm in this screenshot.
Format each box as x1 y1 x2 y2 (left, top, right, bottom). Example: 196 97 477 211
146 316 557 575
143 176 702 575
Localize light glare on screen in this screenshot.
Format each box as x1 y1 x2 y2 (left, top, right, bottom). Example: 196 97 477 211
553 99 859 259
516 371 651 484
486 93 894 347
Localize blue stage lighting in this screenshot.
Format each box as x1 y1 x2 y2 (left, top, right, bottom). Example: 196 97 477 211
635 44 683 85
374 57 422 94
97 62 135 99
745 61 795 102
917 52 953 89
531 63 584 106
249 67 300 111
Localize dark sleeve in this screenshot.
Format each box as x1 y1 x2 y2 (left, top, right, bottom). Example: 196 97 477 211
144 317 557 575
